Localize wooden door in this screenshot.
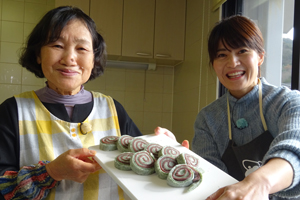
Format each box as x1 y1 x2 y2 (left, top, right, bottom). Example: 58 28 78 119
90 0 123 56
154 0 186 61
122 0 155 58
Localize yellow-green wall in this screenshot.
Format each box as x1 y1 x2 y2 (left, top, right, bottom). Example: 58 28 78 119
173 0 220 144
85 66 174 135
0 0 54 103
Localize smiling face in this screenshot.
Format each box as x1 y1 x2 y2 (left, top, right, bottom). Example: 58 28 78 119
213 41 264 99
37 19 94 95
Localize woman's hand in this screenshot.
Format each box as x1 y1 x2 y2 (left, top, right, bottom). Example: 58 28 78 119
45 148 102 183
154 126 189 149
206 158 293 200
206 176 270 200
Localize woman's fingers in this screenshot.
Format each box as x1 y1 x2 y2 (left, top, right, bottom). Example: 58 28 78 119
206 187 225 200
69 148 96 158
154 126 176 140
155 127 189 149
155 127 190 149
181 140 190 149
46 148 101 183
70 149 101 173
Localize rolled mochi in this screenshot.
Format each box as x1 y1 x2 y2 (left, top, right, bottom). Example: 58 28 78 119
114 152 134 171
99 136 119 151
158 146 180 158
144 143 163 159
130 151 155 175
154 155 177 179
117 135 133 152
167 164 202 192
176 153 200 168
128 138 149 152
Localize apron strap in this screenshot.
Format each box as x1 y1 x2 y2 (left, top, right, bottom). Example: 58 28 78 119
258 79 268 131
227 78 268 140
227 95 232 140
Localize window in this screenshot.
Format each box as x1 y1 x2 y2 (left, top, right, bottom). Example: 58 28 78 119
291 0 300 89
243 0 294 88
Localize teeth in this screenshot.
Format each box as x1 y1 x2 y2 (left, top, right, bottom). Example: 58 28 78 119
228 71 243 77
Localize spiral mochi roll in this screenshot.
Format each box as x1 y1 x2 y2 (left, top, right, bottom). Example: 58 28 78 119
99 136 119 151
115 152 134 171
117 135 133 152
167 164 202 192
155 155 177 179
128 138 149 152
130 151 155 175
144 143 163 159
158 146 180 158
176 153 200 168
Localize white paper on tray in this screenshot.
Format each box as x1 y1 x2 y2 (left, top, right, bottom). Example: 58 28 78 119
89 134 237 200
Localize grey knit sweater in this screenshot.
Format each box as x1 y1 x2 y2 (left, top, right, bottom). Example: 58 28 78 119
192 78 300 198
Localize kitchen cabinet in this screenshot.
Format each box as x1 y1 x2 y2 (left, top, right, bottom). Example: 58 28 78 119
55 0 186 66
55 0 89 14
90 0 123 56
122 0 155 59
154 0 186 61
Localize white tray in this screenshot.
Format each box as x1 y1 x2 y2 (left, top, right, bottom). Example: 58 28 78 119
89 134 237 200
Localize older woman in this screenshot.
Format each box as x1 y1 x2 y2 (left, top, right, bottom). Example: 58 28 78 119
0 6 141 200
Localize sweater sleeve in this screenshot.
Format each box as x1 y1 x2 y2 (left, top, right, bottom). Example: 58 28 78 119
0 161 58 200
192 108 229 173
0 97 20 176
262 88 300 198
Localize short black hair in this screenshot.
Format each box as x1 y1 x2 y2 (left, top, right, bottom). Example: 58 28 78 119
19 6 106 81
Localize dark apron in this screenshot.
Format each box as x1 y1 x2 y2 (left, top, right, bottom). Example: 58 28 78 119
221 130 273 182
221 79 300 200
221 131 298 200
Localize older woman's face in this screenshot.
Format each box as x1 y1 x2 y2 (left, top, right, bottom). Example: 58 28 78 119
37 19 94 95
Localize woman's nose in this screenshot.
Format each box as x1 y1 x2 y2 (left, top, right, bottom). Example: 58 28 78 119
227 55 240 68
60 49 77 66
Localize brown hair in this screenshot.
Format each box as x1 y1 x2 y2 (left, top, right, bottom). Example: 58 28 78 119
208 15 264 65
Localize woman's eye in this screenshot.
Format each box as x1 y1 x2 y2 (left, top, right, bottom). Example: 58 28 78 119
53 44 63 48
78 47 87 51
217 53 226 58
239 49 248 53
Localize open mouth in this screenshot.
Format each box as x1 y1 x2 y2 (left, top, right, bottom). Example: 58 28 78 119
227 71 245 79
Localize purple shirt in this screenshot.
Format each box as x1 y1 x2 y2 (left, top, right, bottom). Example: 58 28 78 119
35 84 93 118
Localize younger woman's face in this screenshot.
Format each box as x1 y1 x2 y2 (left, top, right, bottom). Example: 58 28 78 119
213 41 264 99
37 19 94 95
